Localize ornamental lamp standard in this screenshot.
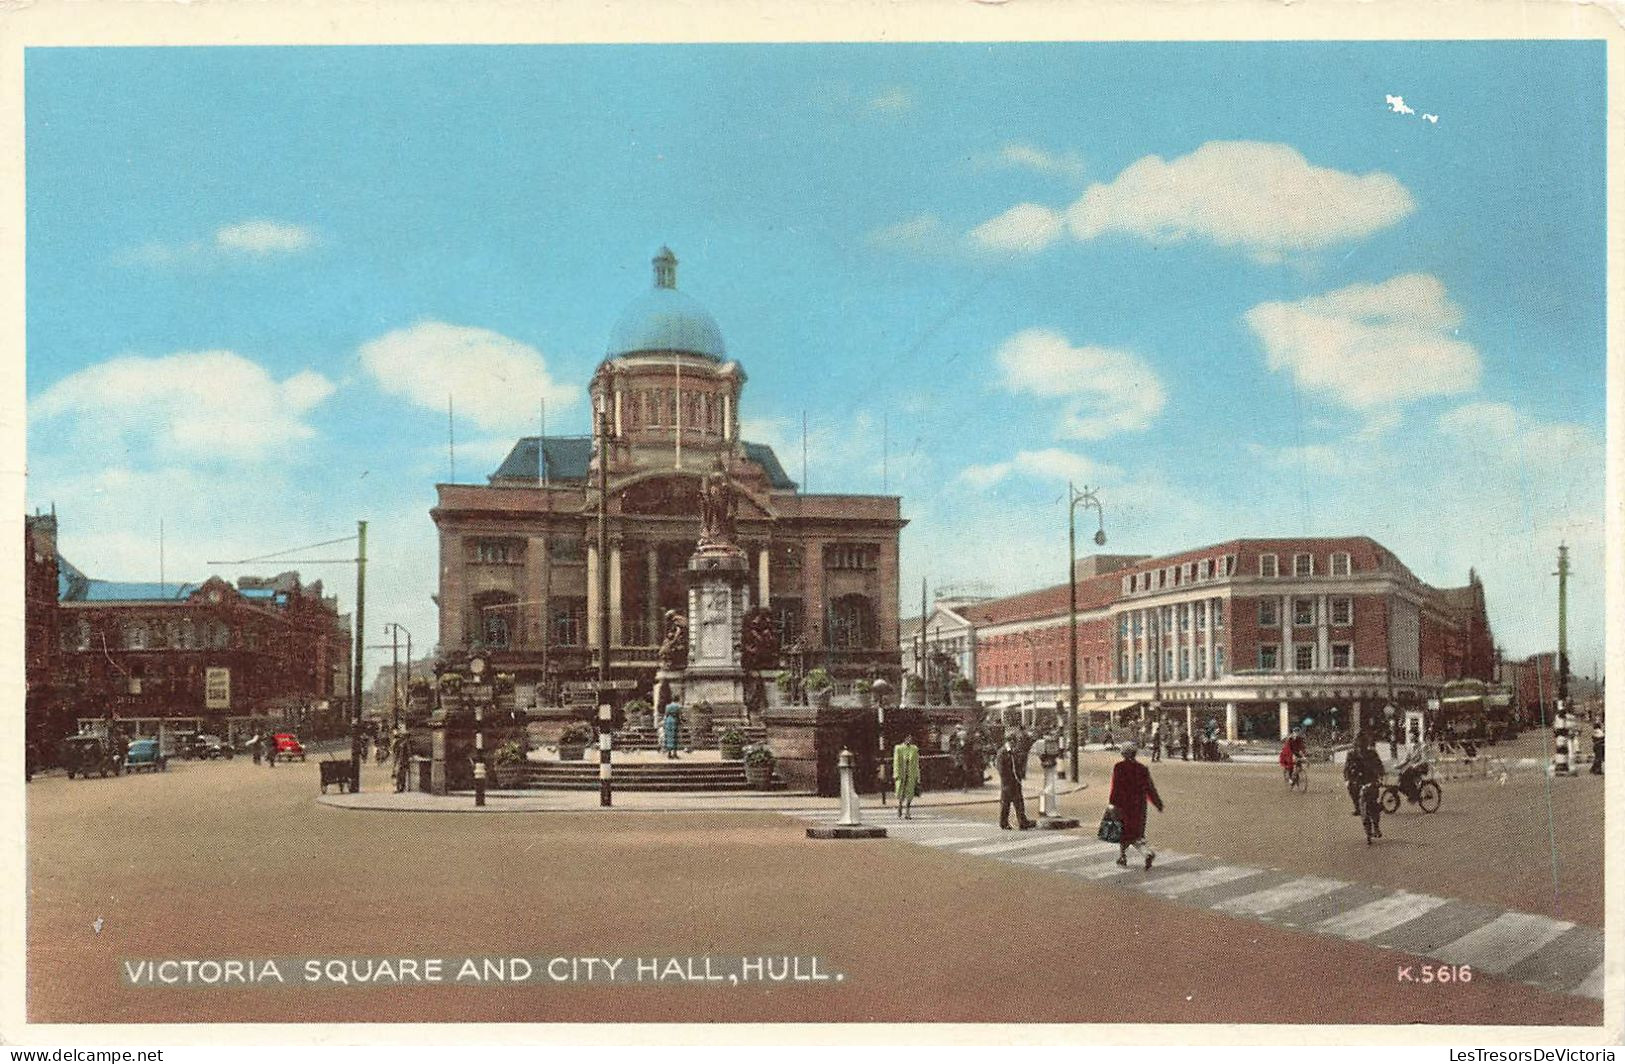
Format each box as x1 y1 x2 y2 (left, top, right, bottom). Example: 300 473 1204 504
1066 484 1106 783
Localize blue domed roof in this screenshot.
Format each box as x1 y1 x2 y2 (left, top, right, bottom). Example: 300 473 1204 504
606 247 726 359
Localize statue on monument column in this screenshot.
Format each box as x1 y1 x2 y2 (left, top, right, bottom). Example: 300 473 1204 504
658 609 689 671
698 469 737 549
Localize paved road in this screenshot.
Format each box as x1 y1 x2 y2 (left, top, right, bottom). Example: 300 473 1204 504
791 808 1602 1003
23 750 1603 1027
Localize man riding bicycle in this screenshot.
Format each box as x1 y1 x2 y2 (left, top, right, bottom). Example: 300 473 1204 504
1279 728 1307 784
1343 730 1385 838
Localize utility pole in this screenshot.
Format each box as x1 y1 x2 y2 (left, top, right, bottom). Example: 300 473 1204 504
597 405 613 808
351 520 367 790
1554 543 1570 705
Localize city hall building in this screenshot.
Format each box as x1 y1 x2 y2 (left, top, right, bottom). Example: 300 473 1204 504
431 248 904 705
923 537 1495 740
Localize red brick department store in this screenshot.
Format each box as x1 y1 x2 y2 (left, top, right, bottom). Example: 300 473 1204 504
924 537 1494 741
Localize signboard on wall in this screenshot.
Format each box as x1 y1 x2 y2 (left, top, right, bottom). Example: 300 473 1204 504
205 667 231 710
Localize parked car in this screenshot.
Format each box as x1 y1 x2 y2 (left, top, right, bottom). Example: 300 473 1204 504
170 731 201 759
189 733 233 760
273 733 307 761
125 737 168 773
60 734 122 779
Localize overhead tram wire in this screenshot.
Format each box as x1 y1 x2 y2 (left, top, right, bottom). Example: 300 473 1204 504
206 534 359 568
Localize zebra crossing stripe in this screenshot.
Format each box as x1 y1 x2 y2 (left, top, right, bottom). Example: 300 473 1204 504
917 833 997 848
1011 843 1112 866
1431 912 1574 975
1313 891 1450 941
1139 864 1259 898
1070 852 1193 879
961 835 1082 857
1215 876 1348 917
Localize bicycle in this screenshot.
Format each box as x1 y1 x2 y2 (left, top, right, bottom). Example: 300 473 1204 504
1285 758 1308 793
1358 781 1384 844
1380 767 1442 814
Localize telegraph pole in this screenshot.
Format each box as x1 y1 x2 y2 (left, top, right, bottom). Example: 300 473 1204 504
1554 543 1571 705
351 520 367 789
597 405 613 807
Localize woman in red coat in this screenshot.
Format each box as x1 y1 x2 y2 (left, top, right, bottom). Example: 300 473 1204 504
1108 742 1165 868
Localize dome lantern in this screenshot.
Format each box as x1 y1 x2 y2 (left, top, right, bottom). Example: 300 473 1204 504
653 246 677 289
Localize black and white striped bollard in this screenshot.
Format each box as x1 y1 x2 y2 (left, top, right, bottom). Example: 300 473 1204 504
599 703 613 807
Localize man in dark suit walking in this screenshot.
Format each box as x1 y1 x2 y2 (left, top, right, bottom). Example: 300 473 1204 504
997 735 1035 830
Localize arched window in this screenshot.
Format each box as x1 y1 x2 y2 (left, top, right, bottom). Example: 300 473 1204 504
827 594 877 650
124 623 148 650
206 621 229 649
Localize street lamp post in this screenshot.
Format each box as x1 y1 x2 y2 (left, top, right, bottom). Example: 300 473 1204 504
384 623 413 733
1066 483 1106 784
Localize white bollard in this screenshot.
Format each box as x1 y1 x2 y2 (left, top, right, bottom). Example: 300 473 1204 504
807 749 887 839
1036 740 1080 830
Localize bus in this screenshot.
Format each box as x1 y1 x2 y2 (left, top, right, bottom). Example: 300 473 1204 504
1436 679 1518 744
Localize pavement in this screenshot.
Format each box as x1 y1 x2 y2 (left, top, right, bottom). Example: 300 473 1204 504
22 744 1604 1027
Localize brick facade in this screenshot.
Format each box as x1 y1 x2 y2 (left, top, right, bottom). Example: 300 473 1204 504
920 536 1495 740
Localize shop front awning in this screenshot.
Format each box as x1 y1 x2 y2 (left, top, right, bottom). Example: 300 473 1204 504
1078 699 1140 716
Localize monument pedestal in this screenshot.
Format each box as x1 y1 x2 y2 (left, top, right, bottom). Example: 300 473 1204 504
684 543 753 720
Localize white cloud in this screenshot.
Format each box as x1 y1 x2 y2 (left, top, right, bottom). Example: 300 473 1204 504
996 328 1166 439
359 321 578 434
1244 273 1480 408
969 203 1065 254
867 214 958 255
971 140 1414 260
959 448 1121 490
30 350 335 461
1386 94 1416 116
993 143 1087 181
115 220 320 267
1244 441 1351 478
214 220 318 255
1437 402 1597 470
865 87 913 116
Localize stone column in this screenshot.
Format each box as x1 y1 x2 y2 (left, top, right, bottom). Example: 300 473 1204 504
586 542 600 649
1279 700 1291 740
1184 602 1196 681
527 534 549 647
1317 594 1331 670
758 546 771 609
646 544 660 648
1281 594 1292 670
1224 701 1237 742
608 541 623 647
1351 699 1362 738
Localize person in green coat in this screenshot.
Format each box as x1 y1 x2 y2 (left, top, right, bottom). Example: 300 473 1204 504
893 734 921 819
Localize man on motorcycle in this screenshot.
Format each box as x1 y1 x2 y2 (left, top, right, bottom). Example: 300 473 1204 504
1343 730 1385 837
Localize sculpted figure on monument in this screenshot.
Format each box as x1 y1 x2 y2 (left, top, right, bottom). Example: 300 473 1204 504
698 470 737 548
658 609 689 671
741 606 781 673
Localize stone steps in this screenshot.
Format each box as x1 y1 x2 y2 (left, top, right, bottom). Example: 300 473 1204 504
504 759 782 792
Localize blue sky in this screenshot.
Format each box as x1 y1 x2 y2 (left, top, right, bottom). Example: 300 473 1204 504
24 42 1607 679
